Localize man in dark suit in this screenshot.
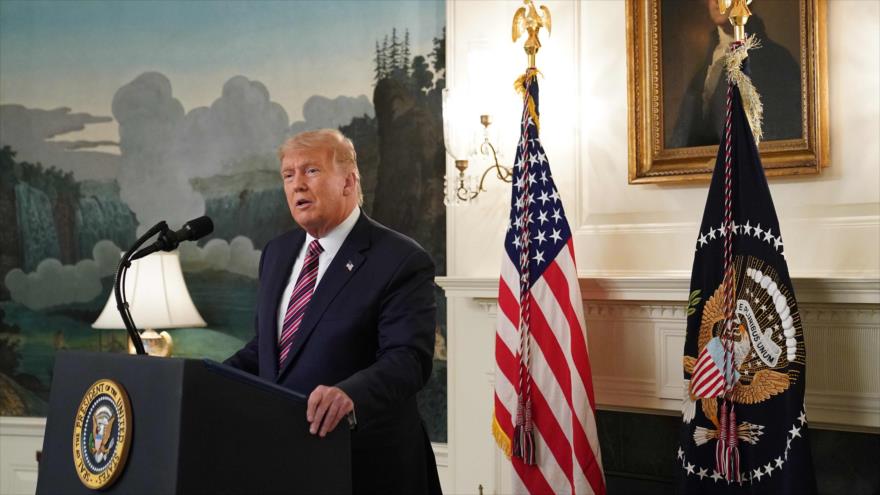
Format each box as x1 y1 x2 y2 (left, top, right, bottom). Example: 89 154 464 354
225 129 441 494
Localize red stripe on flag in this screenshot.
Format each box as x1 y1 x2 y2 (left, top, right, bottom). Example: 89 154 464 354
496 334 520 392
526 373 576 490
498 278 520 331
530 295 605 494
541 260 598 409
499 310 574 491
496 395 555 494
527 300 575 492
512 456 557 495
495 393 514 437
695 374 724 399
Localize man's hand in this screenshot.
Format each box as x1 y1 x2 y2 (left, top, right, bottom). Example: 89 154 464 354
306 385 354 437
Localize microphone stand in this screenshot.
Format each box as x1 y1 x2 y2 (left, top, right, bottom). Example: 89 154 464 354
114 221 169 355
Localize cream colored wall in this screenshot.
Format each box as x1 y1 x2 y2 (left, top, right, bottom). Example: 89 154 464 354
447 0 879 279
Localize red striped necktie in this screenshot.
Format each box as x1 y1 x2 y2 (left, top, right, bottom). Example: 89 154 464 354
278 239 323 368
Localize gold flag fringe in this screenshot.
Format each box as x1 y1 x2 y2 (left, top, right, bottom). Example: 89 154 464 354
514 68 543 133
726 35 764 144
492 413 513 459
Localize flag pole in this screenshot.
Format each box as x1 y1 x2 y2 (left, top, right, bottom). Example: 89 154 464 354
507 0 552 467
717 0 754 483
720 0 753 41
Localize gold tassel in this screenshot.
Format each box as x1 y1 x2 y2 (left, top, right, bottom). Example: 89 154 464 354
492 414 512 459
726 35 764 144
514 68 543 132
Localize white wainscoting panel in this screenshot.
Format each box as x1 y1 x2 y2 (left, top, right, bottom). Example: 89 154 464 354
0 417 44 495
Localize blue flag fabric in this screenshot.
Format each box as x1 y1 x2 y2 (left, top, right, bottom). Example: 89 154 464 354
678 53 817 494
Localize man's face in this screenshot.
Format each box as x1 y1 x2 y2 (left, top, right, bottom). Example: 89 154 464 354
281 147 357 238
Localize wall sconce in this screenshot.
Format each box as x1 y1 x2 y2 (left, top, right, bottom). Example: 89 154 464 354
442 89 513 204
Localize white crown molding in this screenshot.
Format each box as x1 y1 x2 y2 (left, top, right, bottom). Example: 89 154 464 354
0 417 45 438
436 275 880 304
432 442 449 468
583 301 687 321
572 214 880 236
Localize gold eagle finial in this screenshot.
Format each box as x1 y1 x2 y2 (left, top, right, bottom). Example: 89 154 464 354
512 0 551 68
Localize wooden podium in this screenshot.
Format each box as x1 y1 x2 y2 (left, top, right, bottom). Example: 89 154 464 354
36 351 351 494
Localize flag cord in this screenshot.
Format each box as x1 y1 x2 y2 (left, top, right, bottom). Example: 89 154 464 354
512 70 539 466
717 40 745 484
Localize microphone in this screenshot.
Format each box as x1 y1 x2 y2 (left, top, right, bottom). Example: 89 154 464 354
130 216 214 261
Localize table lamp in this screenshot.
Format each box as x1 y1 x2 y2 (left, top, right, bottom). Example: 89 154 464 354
92 250 206 356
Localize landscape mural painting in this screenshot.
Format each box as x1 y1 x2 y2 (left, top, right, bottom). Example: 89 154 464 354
0 0 447 441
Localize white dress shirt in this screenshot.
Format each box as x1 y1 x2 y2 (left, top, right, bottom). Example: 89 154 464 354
276 207 361 341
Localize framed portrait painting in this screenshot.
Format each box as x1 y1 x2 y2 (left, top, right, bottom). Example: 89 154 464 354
626 0 828 184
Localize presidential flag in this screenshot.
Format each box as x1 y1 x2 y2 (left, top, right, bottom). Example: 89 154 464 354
679 38 816 493
492 69 605 495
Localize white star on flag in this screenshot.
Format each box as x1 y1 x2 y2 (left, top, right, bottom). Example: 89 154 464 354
753 223 763 238
698 233 708 247
537 210 549 225
528 153 539 166
532 250 545 264
535 230 547 245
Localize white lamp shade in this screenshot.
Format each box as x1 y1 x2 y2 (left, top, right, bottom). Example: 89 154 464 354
92 251 206 330
442 88 478 160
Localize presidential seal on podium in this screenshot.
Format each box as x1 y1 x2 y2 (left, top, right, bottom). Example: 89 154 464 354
72 379 132 490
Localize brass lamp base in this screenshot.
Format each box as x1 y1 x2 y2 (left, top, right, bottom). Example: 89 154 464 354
128 328 173 357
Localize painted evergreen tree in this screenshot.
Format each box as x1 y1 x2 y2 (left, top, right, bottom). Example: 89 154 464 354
388 28 400 73
402 29 411 74
374 41 384 81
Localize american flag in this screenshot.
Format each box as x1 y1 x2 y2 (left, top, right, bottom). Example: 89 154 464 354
493 71 606 495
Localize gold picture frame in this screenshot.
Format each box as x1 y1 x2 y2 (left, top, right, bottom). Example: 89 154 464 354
626 0 828 184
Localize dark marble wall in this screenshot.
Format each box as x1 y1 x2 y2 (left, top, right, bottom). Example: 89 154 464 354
597 410 880 495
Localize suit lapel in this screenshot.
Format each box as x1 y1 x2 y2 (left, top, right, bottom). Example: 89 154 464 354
277 213 371 379
265 230 305 379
